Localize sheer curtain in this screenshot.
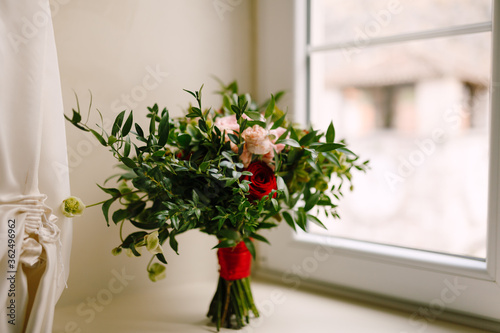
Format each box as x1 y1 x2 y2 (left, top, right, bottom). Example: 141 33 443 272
0 1 72 332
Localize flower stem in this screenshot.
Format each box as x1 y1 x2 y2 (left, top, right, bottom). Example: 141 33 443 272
85 190 141 208
220 280 232 326
146 255 155 271
119 219 125 243
85 199 108 208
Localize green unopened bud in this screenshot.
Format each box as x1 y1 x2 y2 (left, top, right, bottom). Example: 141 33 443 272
108 135 117 145
148 263 166 282
111 247 122 256
145 231 163 254
60 196 86 217
314 178 329 192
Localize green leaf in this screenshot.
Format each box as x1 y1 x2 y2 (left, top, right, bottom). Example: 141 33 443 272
123 137 131 157
112 111 126 136
276 138 301 148
218 229 240 242
169 231 179 254
230 104 240 115
198 118 208 132
177 134 191 148
149 111 156 136
122 231 148 248
129 219 160 230
271 112 287 130
170 215 180 229
246 120 266 128
326 122 335 143
97 184 121 197
276 176 289 204
282 211 296 231
121 157 136 169
221 151 234 161
192 189 200 204
307 214 327 229
243 238 256 259
271 198 279 211
156 253 168 264
213 239 236 249
324 152 340 166
250 233 270 245
264 94 275 118
296 208 307 231
257 222 278 229
200 161 210 172
102 198 115 226
299 130 318 146
307 158 323 175
65 113 88 131
122 111 133 136
158 113 170 146
191 107 203 117
337 147 358 157
183 88 197 100
135 123 144 138
304 191 321 212
228 133 239 145
129 243 141 257
112 209 129 224
245 111 262 120
71 109 82 123
89 129 107 146
315 143 345 152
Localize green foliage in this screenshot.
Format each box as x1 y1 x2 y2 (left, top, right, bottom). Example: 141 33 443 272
65 81 369 283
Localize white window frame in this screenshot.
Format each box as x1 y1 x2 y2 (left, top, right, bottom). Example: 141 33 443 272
255 0 500 329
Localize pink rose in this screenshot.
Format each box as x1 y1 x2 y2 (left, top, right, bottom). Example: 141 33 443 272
230 141 253 168
262 127 287 169
269 127 286 154
214 115 240 141
242 125 272 155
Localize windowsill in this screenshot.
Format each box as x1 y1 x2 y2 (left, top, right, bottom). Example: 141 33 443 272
53 276 492 333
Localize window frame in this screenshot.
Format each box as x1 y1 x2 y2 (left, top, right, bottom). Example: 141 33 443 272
255 0 500 328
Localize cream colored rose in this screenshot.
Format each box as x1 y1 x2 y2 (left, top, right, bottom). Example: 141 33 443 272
242 125 272 155
60 196 85 217
214 115 240 136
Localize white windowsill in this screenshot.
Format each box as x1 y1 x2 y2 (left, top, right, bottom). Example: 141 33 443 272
53 277 494 333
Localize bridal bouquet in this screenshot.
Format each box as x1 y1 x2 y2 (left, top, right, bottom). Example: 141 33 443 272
65 81 368 330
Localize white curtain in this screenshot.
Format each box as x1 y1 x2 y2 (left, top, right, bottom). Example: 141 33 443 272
0 1 72 332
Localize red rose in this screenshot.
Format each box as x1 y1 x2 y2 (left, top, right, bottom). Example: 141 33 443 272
242 161 277 201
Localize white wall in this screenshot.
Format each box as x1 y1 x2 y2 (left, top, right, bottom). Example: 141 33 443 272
52 0 255 306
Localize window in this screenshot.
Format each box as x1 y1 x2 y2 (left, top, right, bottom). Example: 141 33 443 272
256 0 500 329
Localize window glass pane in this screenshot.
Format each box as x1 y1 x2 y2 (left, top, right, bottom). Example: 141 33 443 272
309 32 491 258
310 0 492 46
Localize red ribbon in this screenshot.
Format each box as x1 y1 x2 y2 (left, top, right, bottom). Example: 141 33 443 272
217 241 252 281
